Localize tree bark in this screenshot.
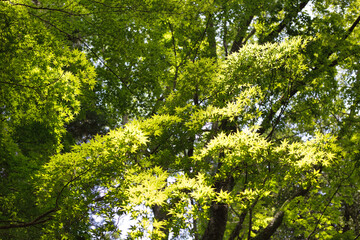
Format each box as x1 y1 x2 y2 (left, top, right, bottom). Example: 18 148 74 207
202 176 235 240
259 0 310 44
252 211 285 240
207 14 217 59
152 205 169 240
230 15 254 54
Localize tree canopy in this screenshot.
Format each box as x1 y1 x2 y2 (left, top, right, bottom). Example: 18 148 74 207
1 0 360 239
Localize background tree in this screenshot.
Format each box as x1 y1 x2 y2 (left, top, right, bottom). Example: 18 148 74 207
1 0 360 239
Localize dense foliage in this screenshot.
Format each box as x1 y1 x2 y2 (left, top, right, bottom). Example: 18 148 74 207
1 0 360 239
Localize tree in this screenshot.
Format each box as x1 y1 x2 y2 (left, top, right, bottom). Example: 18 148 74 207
1 0 360 239
0 1 95 238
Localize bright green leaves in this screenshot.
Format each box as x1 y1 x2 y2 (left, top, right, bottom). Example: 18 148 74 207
195 128 270 176
225 36 310 90
35 122 149 237
0 3 96 238
275 132 338 169
0 1 96 150
33 100 343 238
187 85 263 132
39 124 138 186
2 0 360 238
126 166 169 207
141 114 182 137
161 58 220 112
124 169 214 238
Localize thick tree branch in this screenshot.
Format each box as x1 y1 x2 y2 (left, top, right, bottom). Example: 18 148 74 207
228 178 264 239
230 15 254 54
152 204 169 239
259 0 310 44
222 7 229 56
250 187 309 240
202 162 235 240
192 13 213 62
229 209 247 240
251 211 284 240
342 14 360 41
354 233 360 240
207 14 217 59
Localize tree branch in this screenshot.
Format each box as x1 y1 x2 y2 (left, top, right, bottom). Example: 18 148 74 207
342 14 360 41
306 166 356 239
228 210 248 240
192 13 213 62
28 12 134 95
252 211 285 240
230 15 254 54
250 187 310 240
259 0 310 44
0 208 58 230
258 13 360 136
7 0 89 16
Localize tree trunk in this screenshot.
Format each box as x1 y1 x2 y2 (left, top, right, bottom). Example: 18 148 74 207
202 176 234 240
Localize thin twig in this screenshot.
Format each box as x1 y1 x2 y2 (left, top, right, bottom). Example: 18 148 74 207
306 166 357 239
7 0 88 16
